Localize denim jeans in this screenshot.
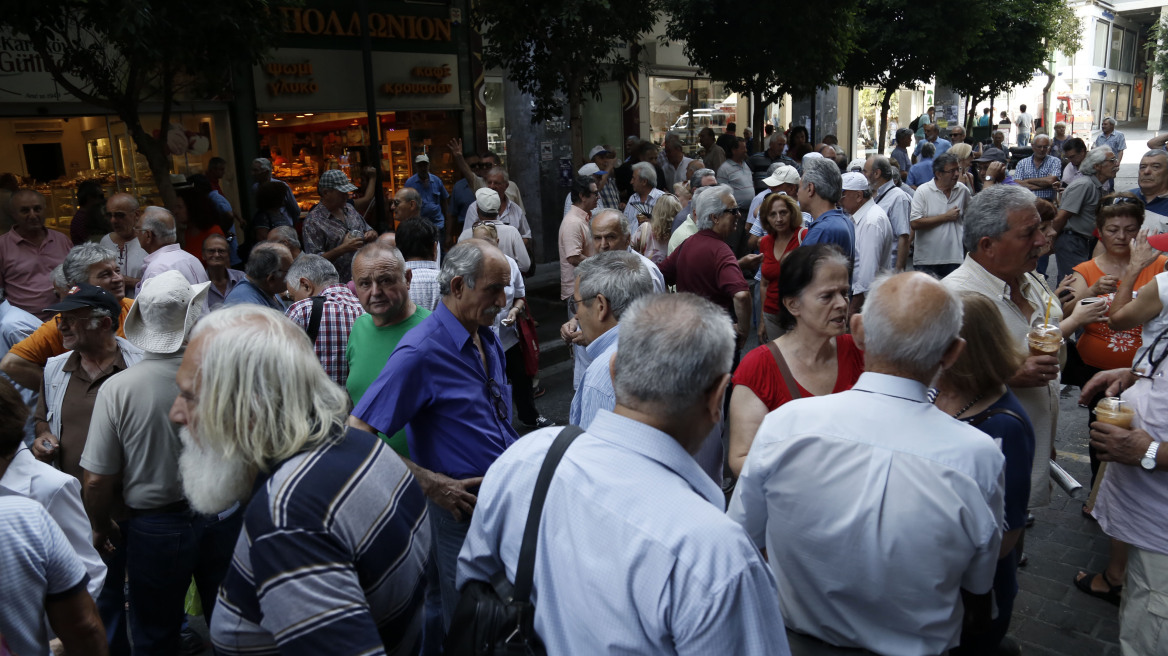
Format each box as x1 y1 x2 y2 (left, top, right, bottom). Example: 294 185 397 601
426 498 472 630
97 542 130 656
124 509 243 655
1054 231 1092 287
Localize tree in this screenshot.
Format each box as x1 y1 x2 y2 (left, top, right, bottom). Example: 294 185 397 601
1038 2 1083 131
664 0 860 151
8 1 286 209
941 0 1071 132
475 0 661 168
839 0 992 153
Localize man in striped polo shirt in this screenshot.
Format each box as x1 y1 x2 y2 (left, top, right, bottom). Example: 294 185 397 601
169 304 431 655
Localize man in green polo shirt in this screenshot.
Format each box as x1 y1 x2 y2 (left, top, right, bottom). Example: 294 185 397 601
346 243 430 457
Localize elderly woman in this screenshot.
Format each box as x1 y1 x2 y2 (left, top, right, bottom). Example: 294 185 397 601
728 243 862 475
632 193 680 265
934 293 1035 655
472 222 549 428
757 193 807 342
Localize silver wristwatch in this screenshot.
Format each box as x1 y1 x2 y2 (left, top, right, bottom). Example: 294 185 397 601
1141 441 1160 471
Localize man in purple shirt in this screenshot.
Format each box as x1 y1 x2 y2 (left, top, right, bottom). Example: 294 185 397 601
348 239 518 634
134 207 208 294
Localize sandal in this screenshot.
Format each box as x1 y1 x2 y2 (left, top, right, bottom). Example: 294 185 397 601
1073 570 1122 606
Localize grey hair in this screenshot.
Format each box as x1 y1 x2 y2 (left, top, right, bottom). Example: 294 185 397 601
62 243 117 285
485 166 509 184
871 155 894 181
1031 133 1051 145
141 206 177 243
252 157 273 172
355 242 406 269
576 251 655 320
50 264 67 290
932 152 960 174
593 208 631 237
1143 149 1168 162
690 168 716 189
664 133 682 149
246 242 291 280
612 293 734 416
801 157 842 203
284 253 339 289
694 184 734 231
766 161 785 176
963 185 1038 253
1102 116 1117 127
632 161 657 188
1079 146 1113 176
438 241 485 295
396 187 421 204
187 304 350 470
268 225 300 251
87 307 117 333
920 142 937 159
860 274 963 379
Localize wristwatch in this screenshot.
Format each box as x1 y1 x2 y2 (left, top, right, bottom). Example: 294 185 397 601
984 175 993 181
1141 441 1160 471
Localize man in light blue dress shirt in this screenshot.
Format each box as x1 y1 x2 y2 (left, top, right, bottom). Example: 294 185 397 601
729 272 1004 656
459 293 789 655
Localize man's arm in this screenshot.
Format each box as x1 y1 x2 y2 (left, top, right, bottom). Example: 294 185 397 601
446 138 478 187
1148 134 1168 150
321 234 363 263
47 586 108 656
1016 175 1057 190
1 352 44 390
910 207 959 230
1052 208 1074 234
732 290 751 350
895 234 910 271
81 471 122 555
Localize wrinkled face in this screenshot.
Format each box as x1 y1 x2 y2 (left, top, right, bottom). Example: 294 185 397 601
485 171 507 198
1055 125 1067 137
572 276 603 344
632 170 649 194
457 253 510 327
840 189 866 215
1139 155 1168 194
1100 215 1141 255
1031 137 1051 160
785 261 850 337
106 196 137 237
321 187 348 212
203 236 230 269
991 206 1047 279
710 194 739 237
949 128 966 143
934 160 961 193
170 333 204 431
769 137 785 156
11 191 44 231
87 260 125 300
352 253 411 322
393 190 418 221
58 308 104 352
591 214 629 252
1098 152 1121 180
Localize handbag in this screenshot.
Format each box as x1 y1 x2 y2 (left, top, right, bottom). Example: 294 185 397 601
444 425 583 655
515 310 541 378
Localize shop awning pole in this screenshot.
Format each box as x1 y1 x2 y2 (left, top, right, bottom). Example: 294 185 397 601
357 0 386 231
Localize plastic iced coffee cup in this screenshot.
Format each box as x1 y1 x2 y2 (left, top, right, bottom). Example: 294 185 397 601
1027 323 1063 357
1095 397 1135 429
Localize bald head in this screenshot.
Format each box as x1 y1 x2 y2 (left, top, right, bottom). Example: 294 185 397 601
136 206 177 253
106 192 140 238
591 209 631 252
376 232 397 249
855 272 964 383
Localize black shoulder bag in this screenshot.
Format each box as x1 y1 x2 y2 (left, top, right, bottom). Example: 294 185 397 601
305 296 326 344
444 425 583 655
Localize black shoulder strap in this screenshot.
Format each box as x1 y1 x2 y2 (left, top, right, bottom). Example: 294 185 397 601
966 407 1027 428
306 295 326 345
513 425 583 602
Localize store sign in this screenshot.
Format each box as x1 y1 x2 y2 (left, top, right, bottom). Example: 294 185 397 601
254 49 460 112
0 30 88 102
277 7 452 42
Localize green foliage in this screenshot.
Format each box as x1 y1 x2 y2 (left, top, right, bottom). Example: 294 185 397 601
663 0 859 105
1046 1 1084 61
943 0 1060 102
475 0 661 122
1149 19 1168 92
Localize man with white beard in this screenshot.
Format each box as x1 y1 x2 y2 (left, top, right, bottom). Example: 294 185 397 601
80 271 238 655
170 305 431 655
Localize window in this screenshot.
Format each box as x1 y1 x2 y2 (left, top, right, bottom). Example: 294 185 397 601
1093 20 1109 67
648 76 735 157
1110 25 1123 70
1122 28 1137 73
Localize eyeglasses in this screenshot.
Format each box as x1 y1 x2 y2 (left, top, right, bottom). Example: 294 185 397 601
1133 327 1168 378
722 207 743 218
55 313 93 328
1104 157 1119 164
486 379 508 422
566 294 598 316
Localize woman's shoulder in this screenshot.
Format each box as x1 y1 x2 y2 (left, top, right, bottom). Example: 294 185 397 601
977 391 1035 436
1072 257 1103 281
738 343 777 375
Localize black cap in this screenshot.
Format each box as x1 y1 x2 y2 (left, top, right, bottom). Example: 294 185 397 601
45 283 121 318
975 148 1008 164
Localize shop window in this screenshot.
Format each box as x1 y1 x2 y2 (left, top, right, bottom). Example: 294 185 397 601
649 76 735 157
484 78 507 166
1094 20 1109 68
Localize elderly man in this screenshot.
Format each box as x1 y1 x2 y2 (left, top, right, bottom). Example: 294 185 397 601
203 233 244 310
840 172 893 314
79 272 239 655
624 161 666 225
167 305 429 654
1096 116 1127 167
913 123 952 162
559 176 598 302
31 283 143 654
223 242 292 310
462 167 531 247
1054 146 1120 282
662 133 694 187
1132 149 1168 234
906 142 937 188
698 127 727 173
447 139 526 210
397 217 442 311
567 250 656 425
749 133 797 191
865 155 913 271
910 152 971 279
718 137 755 209
393 186 423 228
943 186 1060 512
591 210 666 292
800 157 856 260
346 244 431 459
302 170 376 283
459 293 790 655
404 153 449 231
731 271 1003 655
2 244 134 393
349 240 519 630
99 193 145 294
267 224 302 259
457 188 529 270
250 157 300 225
1015 134 1061 201
1 189 73 318
135 207 208 293
284 254 364 386
660 185 751 351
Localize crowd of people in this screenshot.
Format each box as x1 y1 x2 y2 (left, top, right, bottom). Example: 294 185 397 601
1 111 1167 656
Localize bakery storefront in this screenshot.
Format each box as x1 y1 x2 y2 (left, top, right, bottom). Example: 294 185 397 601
252 4 468 216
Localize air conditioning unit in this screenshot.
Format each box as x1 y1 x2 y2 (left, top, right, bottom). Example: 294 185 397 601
13 120 65 136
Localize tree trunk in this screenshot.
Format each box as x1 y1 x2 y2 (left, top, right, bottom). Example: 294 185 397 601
568 81 584 170
1042 67 1056 134
127 119 177 212
877 85 894 154
753 88 766 152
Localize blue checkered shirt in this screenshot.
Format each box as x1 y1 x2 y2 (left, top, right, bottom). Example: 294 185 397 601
1014 155 1061 200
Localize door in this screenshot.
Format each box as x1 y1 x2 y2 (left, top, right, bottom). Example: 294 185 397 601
22 143 65 183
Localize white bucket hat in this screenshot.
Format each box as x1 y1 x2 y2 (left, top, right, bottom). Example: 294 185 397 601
124 270 212 354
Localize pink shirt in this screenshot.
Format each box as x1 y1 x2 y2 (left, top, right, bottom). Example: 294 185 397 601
558 205 594 300
137 243 209 295
0 228 73 319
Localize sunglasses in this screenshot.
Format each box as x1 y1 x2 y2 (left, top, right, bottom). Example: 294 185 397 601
1106 196 1143 207
486 379 508 422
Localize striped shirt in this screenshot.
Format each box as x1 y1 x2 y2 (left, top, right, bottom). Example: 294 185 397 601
404 260 441 312
211 428 431 656
285 284 365 387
